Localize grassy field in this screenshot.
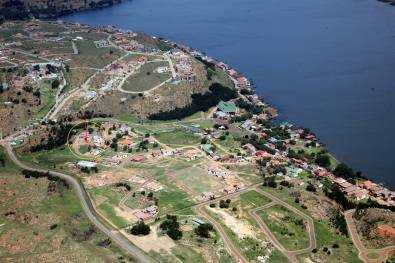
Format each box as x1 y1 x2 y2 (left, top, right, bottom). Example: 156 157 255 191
32 81 57 121
70 41 124 68
154 129 201 146
88 186 130 229
0 153 134 262
19 146 78 170
239 190 272 208
121 61 171 92
174 166 222 194
257 204 310 251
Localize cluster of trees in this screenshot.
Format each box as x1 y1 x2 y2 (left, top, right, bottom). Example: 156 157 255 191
219 199 231 208
21 169 69 187
129 221 150 236
148 83 237 120
160 215 182 240
195 223 214 238
235 98 263 115
262 176 277 188
30 123 73 152
328 208 348 235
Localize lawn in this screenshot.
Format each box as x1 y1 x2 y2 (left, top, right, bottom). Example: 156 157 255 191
154 129 201 146
121 61 171 92
257 204 310 251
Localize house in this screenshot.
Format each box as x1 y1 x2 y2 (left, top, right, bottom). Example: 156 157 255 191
77 161 97 169
217 101 237 115
201 144 214 155
243 143 257 155
255 150 272 159
131 155 146 162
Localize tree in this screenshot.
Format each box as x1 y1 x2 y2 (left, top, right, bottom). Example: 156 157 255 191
306 183 316 192
160 215 182 240
263 176 277 188
333 163 354 179
195 223 214 238
130 221 150 236
51 79 60 89
315 154 331 168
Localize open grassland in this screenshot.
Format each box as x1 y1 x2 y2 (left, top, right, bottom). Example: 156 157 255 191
204 207 278 262
260 186 361 262
239 190 272 208
0 148 134 262
154 128 201 146
18 146 78 171
121 61 171 92
174 166 222 194
257 204 310 251
88 186 130 229
70 41 124 68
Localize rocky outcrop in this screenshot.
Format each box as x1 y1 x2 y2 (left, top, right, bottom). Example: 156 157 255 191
0 0 122 20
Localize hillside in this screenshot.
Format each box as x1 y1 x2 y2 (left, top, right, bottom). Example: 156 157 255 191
0 0 121 20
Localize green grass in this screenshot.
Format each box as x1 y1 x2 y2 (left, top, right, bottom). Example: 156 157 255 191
79 145 90 154
267 249 289 263
155 129 201 146
171 245 205 263
19 146 77 169
174 166 220 194
205 208 273 261
239 190 272 207
0 146 20 173
97 202 129 229
257 204 310 251
33 82 56 121
71 41 124 68
121 61 171 92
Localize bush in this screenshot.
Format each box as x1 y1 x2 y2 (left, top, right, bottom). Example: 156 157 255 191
195 223 214 238
130 221 150 236
160 215 182 240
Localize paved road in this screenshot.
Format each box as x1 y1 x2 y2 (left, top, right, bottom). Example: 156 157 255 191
0 141 154 263
345 209 395 263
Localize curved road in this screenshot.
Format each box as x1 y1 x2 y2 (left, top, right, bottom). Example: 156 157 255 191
0 142 154 263
344 209 395 263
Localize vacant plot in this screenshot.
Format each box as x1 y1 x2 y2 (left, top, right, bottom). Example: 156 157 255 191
19 146 77 170
70 41 124 68
154 129 201 146
88 185 131 228
257 204 310 251
239 190 272 208
174 166 222 194
121 61 171 92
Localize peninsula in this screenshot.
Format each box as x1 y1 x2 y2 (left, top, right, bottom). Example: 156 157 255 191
0 20 394 263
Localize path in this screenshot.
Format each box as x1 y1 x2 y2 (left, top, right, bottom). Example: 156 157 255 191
344 209 395 263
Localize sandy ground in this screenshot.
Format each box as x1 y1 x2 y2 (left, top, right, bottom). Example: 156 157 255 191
208 207 256 239
121 226 175 253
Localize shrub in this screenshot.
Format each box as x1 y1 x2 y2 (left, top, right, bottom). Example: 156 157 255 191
130 221 150 236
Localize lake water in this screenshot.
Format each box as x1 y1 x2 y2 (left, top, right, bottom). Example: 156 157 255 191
63 0 395 189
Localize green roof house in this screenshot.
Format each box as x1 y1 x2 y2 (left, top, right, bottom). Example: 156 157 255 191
201 144 214 154
218 101 237 114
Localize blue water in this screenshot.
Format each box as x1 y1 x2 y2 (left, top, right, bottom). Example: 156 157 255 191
63 0 395 189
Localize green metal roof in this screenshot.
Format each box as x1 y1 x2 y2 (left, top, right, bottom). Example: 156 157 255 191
218 100 237 113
